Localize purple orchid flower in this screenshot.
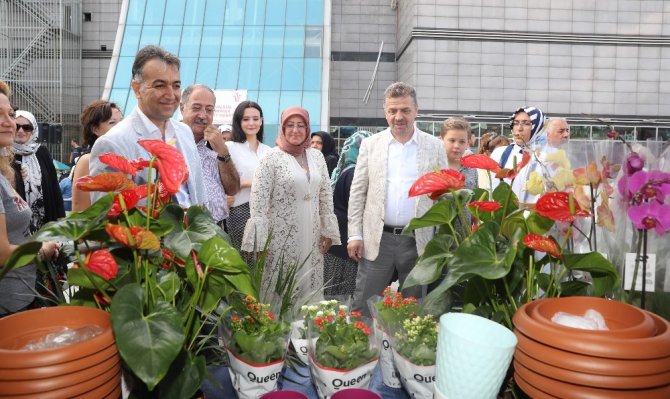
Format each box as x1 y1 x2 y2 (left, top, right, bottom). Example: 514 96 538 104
627 170 670 204
624 152 645 177
627 201 670 235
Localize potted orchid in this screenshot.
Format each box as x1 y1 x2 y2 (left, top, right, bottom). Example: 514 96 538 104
6 140 254 398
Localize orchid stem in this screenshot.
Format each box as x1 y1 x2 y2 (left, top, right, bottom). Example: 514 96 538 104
629 228 644 306
641 229 648 309
589 184 597 252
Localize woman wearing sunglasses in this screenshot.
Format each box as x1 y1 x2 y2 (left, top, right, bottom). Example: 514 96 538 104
12 111 65 233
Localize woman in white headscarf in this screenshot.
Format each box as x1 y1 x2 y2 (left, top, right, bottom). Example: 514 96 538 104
12 110 64 233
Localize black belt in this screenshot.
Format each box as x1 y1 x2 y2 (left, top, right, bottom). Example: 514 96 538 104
383 225 404 235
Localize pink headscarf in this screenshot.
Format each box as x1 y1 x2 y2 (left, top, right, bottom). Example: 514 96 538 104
276 106 311 156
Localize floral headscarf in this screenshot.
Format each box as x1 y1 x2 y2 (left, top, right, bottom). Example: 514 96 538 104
330 130 374 188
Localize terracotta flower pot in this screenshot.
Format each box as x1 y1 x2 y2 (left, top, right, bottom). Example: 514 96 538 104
531 297 656 338
514 360 670 399
514 330 670 376
0 342 117 381
0 365 120 399
514 349 670 390
513 300 670 359
0 306 115 369
514 372 558 399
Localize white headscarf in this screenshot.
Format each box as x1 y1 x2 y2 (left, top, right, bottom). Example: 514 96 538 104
13 110 44 232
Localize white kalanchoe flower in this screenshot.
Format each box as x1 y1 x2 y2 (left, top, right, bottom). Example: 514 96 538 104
339 305 348 312
316 311 324 317
308 305 318 311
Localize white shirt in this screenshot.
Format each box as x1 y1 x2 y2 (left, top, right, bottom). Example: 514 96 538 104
226 140 271 207
384 131 419 226
135 108 191 207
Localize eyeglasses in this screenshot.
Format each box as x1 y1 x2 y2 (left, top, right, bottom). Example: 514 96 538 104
16 123 34 132
511 120 532 127
284 123 306 131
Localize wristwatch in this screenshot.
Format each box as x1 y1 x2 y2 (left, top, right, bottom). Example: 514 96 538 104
217 154 232 163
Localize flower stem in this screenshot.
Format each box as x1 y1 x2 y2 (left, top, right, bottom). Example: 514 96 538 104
628 228 644 306
641 228 648 309
589 184 597 252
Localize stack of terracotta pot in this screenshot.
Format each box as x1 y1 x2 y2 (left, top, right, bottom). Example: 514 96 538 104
0 306 121 398
513 296 670 398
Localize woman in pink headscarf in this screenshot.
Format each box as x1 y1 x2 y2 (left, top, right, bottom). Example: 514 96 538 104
242 106 340 301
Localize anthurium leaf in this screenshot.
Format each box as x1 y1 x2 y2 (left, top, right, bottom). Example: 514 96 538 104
0 241 41 280
491 182 519 220
423 223 518 311
500 209 527 239
526 212 554 235
403 234 455 288
200 273 231 313
198 235 247 273
185 205 219 243
404 199 458 234
66 267 115 291
158 351 206 399
562 252 619 296
559 280 591 296
223 272 256 298
156 271 181 302
111 283 184 391
33 196 113 242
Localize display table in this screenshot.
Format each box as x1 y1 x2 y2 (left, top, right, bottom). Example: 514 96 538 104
201 364 411 399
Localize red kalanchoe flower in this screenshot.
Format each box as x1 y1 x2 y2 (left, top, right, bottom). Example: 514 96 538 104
75 172 137 193
409 169 465 200
460 154 501 173
84 249 118 280
523 234 562 258
468 201 502 212
138 140 188 194
535 191 590 223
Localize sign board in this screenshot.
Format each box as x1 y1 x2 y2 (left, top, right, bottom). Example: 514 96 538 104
213 90 247 125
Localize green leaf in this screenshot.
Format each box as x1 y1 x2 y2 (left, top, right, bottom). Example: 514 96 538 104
403 235 455 288
0 241 42 280
404 200 458 234
559 280 591 296
198 235 247 274
223 272 256 298
199 273 230 313
156 271 181 303
184 206 220 243
33 196 113 242
111 283 184 391
562 252 619 297
158 351 206 399
500 209 527 239
526 212 554 235
66 267 115 291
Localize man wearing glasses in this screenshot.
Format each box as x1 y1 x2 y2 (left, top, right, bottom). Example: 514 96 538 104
347 82 448 317
89 45 205 207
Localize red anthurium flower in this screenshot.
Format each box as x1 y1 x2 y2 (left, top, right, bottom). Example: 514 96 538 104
523 234 561 258
85 249 118 280
161 249 185 269
460 154 501 173
107 188 143 218
535 191 590 223
408 169 465 200
138 140 188 194
75 173 137 193
468 201 501 212
99 153 142 177
105 224 160 250
495 151 530 180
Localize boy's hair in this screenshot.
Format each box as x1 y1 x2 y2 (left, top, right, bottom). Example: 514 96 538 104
440 117 472 138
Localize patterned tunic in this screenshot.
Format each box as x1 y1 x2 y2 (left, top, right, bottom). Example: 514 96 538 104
196 139 228 222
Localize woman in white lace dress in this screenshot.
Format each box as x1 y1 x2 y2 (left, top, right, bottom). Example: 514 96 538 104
242 106 340 301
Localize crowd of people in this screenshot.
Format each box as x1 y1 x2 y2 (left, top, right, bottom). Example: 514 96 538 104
0 44 576 317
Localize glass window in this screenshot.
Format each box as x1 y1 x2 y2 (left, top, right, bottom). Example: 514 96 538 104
304 27 322 58
180 58 198 86
265 0 286 25
262 26 284 58
126 0 147 25
143 0 166 25
113 56 135 88
658 128 670 142
120 26 142 57
139 26 162 49
125 93 138 114
281 58 303 90
570 125 590 140
286 0 306 25
306 0 323 25
163 0 186 25
196 58 219 87
180 26 203 58
216 58 240 89
257 90 280 125
284 27 305 58
184 0 206 25
302 91 321 127
303 58 321 91
224 0 246 25
221 25 243 57
109 88 131 114
238 58 261 90
242 26 263 58
200 26 223 56
245 0 266 25
160 26 183 54
279 91 303 112
204 0 225 26
260 58 282 90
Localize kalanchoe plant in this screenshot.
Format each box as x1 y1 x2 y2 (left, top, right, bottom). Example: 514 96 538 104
373 286 420 333
297 299 342 339
6 140 254 399
393 315 438 366
402 156 619 330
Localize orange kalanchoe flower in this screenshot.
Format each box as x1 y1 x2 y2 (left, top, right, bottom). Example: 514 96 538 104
75 172 136 193
409 169 465 200
523 234 561 259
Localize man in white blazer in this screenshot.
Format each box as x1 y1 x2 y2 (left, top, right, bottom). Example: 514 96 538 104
348 82 448 316
90 45 206 206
